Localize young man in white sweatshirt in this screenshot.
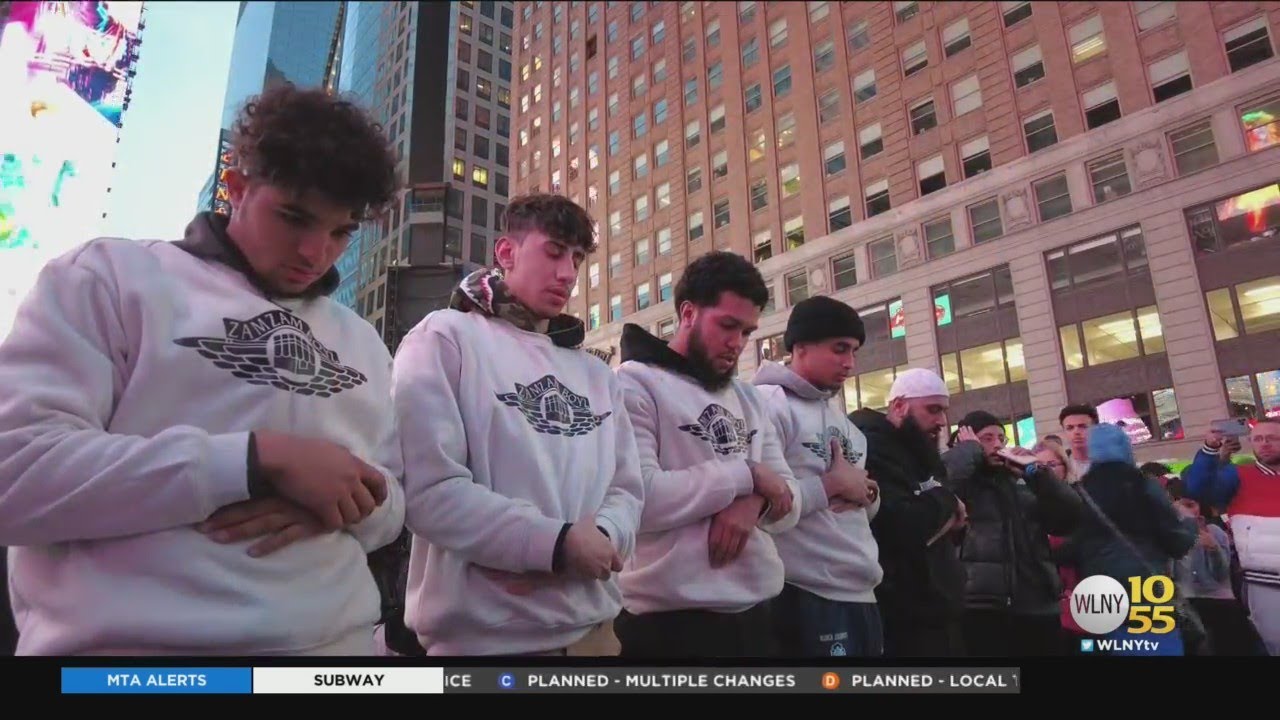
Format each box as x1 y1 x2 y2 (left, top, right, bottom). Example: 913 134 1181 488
392 194 644 656
614 251 801 657
0 85 407 655
752 296 884 657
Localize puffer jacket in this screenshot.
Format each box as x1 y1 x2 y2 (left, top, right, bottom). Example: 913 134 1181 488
942 441 1084 615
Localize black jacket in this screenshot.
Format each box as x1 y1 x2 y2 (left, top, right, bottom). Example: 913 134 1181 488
849 410 966 623
942 442 1084 615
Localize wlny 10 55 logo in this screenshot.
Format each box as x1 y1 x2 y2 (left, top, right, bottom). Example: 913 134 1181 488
1070 574 1176 654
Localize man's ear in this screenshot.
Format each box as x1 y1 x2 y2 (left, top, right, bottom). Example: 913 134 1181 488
494 235 517 272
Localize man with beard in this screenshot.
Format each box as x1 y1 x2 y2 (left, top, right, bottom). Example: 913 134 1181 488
391 194 644 656
613 251 800 657
850 369 966 656
942 411 1083 656
752 297 884 657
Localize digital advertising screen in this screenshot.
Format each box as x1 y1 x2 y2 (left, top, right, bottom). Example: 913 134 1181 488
0 1 142 341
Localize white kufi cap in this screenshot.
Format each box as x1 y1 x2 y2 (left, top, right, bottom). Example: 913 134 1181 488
887 367 950 402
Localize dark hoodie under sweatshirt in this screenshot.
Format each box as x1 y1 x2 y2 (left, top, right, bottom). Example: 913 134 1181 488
614 324 802 615
849 409 966 624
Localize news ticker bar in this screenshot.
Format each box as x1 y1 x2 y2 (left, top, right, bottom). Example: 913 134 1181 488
60 667 1020 694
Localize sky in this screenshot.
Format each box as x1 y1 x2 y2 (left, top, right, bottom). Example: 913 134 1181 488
104 1 239 241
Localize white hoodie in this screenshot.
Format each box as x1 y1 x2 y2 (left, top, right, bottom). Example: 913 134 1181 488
392 308 644 656
614 325 801 615
752 361 883 603
0 228 406 656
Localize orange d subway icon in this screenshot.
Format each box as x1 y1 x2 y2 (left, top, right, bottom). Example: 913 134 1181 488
822 673 841 690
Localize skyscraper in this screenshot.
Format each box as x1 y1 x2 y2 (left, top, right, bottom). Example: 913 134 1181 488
196 1 345 214
513 1 1280 462
332 1 515 352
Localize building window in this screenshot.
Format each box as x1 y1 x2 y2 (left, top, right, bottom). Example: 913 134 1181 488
635 195 650 222
753 231 773 263
685 120 701 149
1087 152 1131 204
1205 275 1280 340
1069 15 1106 64
909 99 937 135
657 228 672 256
969 198 1003 244
814 39 836 73
750 179 768 211
894 1 919 24
1150 51 1192 102
609 294 623 322
853 69 877 103
658 318 676 338
1083 81 1121 129
713 198 731 229
868 235 897 277
841 302 909 413
1034 174 1072 221
609 249 623 277
635 237 651 266
1225 370 1280 422
776 113 796 148
682 77 697 107
749 129 768 163
1048 225 1149 296
742 36 760 68
705 18 721 48
824 141 846 175
636 282 652 311
786 270 809 306
452 157 466 180
1243 95 1280 152
924 216 955 258
1002 1 1032 27
1168 120 1218 175
832 252 857 290
844 19 869 52
710 105 726 133
865 180 890 218
780 217 805 251
780 163 800 198
917 155 946 196
745 84 763 113
859 123 883 159
772 65 793 98
769 18 788 47
829 196 852 232
687 166 702 194
1024 111 1058 153
1012 45 1045 90
943 18 971 57
951 75 981 116
707 61 723 92
589 304 601 329
941 338 1026 393
688 212 704 242
1225 17 1274 73
1185 182 1280 254
656 182 671 209
818 89 840 124
659 272 673 301
713 151 730 180
902 40 928 77
961 136 991 178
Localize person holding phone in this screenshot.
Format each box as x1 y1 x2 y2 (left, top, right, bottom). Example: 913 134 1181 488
1185 418 1280 655
941 411 1084 656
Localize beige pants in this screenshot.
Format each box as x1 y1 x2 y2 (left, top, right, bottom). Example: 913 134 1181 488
528 620 621 657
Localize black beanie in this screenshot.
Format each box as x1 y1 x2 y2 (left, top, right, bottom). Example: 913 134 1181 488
784 296 866 351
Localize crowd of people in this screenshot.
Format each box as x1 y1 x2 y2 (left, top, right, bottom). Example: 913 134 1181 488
0 85 1276 659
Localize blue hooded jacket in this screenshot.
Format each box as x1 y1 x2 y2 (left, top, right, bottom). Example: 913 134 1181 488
1062 425 1197 583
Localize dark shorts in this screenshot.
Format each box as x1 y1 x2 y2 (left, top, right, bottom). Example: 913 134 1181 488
772 583 883 658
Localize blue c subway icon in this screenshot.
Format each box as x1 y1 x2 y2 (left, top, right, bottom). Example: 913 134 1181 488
498 673 516 689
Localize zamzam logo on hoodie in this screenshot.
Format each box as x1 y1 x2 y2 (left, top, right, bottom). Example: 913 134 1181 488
679 404 758 456
802 427 864 465
497 374 612 436
174 310 367 397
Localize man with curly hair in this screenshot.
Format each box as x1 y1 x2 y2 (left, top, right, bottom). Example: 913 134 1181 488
392 193 644 656
0 85 407 655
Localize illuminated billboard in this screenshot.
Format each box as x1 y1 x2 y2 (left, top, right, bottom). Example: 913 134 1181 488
0 1 144 340
213 129 233 215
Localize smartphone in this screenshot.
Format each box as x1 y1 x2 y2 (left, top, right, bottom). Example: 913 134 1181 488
1212 418 1250 437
